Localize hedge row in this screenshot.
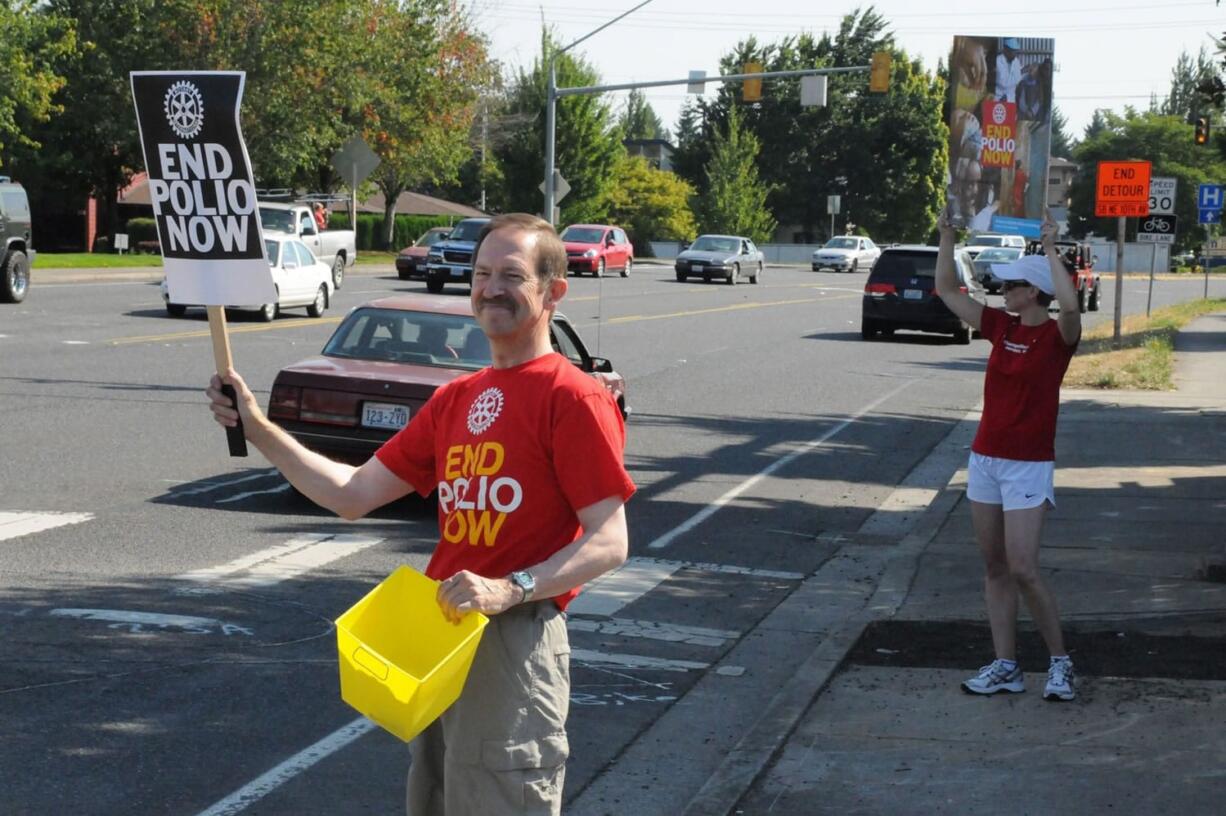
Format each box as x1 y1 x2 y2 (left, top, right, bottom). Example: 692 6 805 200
120 213 461 253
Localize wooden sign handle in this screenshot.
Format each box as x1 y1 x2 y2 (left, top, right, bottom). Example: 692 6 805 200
207 306 248 457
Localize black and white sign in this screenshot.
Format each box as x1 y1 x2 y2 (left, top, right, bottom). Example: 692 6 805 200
1137 213 1177 244
130 71 275 305
1147 177 1176 216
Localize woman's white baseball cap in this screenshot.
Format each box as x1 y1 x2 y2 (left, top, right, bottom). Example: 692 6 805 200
991 254 1054 295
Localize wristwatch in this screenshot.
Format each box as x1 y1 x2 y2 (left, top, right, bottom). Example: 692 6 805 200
509 570 536 603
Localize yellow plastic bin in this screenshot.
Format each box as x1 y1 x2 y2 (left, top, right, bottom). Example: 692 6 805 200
336 565 488 742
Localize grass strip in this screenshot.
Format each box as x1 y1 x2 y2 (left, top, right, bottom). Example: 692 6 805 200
33 252 163 268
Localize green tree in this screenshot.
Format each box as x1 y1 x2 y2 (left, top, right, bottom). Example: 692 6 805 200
1051 107 1075 159
619 89 666 141
494 31 623 224
1158 47 1218 120
606 154 695 253
696 105 775 243
1068 110 1226 253
0 1 76 159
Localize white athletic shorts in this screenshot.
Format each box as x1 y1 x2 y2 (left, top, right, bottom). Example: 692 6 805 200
966 452 1055 511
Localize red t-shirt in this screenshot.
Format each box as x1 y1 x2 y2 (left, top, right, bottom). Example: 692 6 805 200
375 352 636 609
971 307 1078 461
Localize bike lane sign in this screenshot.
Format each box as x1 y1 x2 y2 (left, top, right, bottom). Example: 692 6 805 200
1137 214 1176 244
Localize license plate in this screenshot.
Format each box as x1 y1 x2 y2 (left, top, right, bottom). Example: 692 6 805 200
451 268 465 278
692 263 704 272
903 289 924 300
362 402 409 430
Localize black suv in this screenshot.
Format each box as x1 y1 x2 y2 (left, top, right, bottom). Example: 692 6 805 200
861 245 984 344
0 176 34 303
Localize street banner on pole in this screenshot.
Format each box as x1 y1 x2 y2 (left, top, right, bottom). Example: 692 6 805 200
946 35 1054 235
131 71 275 456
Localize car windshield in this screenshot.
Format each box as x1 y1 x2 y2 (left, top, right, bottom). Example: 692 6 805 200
561 226 605 244
824 238 858 249
264 239 280 267
324 308 492 370
967 235 1006 247
690 236 739 253
975 248 1022 262
259 207 295 233
416 229 449 247
447 220 488 242
870 250 938 280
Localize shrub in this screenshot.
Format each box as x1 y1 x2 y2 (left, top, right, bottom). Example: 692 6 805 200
327 212 456 250
123 217 159 244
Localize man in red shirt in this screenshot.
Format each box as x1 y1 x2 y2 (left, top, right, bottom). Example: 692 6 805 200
934 205 1081 703
206 213 635 814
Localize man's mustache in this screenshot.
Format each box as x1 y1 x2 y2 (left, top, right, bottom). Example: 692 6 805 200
477 297 516 312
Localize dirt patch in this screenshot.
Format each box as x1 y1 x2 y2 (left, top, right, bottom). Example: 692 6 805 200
848 619 1226 681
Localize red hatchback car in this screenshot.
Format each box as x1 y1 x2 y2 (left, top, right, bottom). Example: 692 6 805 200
560 224 633 277
267 294 628 464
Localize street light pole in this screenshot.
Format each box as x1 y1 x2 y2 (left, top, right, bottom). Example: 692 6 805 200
543 0 654 225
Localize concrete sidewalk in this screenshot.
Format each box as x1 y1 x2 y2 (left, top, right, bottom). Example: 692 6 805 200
694 314 1226 815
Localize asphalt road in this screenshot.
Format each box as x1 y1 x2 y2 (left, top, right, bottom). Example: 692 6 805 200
0 263 1216 814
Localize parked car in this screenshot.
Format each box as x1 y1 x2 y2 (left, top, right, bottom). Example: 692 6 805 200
1025 239 1100 312
861 245 984 343
258 201 356 289
811 235 880 273
962 233 1026 260
0 176 34 303
161 234 334 321
423 217 491 294
266 294 628 464
971 246 1024 293
674 234 765 285
396 226 451 280
560 224 634 277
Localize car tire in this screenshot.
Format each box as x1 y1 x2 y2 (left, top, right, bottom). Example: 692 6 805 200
676 270 686 282
751 263 762 284
426 278 444 294
307 284 327 317
850 258 858 274
166 302 187 317
727 264 739 285
331 255 345 290
1088 283 1100 311
1076 287 1087 314
621 258 632 278
595 258 605 278
258 296 278 322
953 323 971 344
1 250 29 303
861 319 878 340
397 266 410 281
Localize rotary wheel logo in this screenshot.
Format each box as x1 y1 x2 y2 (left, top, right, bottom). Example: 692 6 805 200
466 387 504 435
991 102 1006 125
164 81 205 139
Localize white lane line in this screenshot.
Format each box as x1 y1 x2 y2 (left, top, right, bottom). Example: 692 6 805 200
193 718 377 816
571 556 804 618
176 533 384 588
62 340 90 345
171 470 280 497
648 379 917 549
568 617 739 648
215 482 292 504
0 511 94 543
571 649 710 672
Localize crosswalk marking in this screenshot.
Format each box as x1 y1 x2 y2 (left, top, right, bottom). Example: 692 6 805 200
0 511 93 543
571 649 710 672
176 533 384 588
568 617 739 648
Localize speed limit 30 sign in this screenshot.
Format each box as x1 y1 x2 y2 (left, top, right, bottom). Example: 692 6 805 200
1148 177 1177 215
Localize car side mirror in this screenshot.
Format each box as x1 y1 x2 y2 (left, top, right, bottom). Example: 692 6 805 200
589 356 614 373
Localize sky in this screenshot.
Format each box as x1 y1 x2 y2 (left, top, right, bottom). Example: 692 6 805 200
465 0 1224 142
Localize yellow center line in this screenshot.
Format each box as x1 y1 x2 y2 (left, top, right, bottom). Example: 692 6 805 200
607 293 859 325
110 316 343 346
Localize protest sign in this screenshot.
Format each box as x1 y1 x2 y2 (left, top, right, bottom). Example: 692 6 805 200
131 71 275 456
947 36 1055 236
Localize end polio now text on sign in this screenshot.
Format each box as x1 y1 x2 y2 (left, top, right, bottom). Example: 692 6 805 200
130 72 275 306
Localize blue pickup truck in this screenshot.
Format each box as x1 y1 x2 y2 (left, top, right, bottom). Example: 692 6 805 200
424 217 490 294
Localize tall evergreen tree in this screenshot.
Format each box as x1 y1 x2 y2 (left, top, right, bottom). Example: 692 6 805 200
1050 107 1075 159
619 89 667 141
1160 47 1219 120
696 105 775 243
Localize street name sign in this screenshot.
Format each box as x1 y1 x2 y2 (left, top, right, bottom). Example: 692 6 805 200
1137 214 1176 244
1095 161 1151 217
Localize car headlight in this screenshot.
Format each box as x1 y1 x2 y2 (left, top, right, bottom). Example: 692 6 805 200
583 249 598 258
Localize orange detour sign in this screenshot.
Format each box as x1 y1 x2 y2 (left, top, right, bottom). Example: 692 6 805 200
1095 161 1152 217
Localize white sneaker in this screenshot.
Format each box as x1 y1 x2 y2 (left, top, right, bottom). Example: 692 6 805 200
962 659 1025 695
1044 657 1076 701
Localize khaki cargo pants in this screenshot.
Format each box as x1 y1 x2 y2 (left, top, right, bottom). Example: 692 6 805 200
407 601 570 815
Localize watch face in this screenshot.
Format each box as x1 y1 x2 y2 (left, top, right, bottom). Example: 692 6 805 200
514 571 535 591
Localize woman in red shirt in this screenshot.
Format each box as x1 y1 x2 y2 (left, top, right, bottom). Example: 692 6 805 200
935 206 1081 702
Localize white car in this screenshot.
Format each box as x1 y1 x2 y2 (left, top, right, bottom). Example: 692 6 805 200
962 233 1026 260
161 235 334 321
812 236 880 273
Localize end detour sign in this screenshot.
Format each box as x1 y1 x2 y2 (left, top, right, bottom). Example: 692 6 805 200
1095 161 1152 218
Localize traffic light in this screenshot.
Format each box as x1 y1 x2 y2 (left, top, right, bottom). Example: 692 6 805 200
743 62 763 103
869 51 891 93
1195 117 1211 145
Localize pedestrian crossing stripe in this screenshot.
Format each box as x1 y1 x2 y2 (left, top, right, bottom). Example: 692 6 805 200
0 512 93 543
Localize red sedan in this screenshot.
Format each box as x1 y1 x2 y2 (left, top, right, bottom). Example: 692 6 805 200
560 224 633 277
267 294 628 465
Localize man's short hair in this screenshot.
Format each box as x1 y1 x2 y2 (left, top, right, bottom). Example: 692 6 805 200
473 213 568 288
